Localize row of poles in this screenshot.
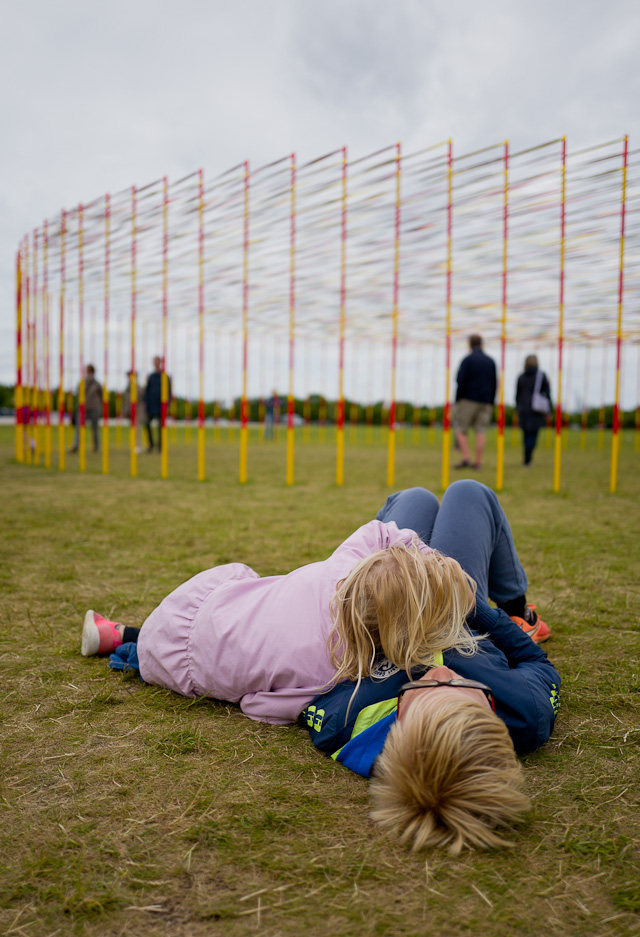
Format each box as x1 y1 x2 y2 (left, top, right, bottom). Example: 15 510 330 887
14 135 637 492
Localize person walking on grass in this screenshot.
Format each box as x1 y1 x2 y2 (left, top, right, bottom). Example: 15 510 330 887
69 365 102 454
80 480 553 853
144 356 171 453
516 354 552 467
454 334 497 471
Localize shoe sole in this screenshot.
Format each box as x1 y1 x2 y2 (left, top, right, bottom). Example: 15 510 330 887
81 609 100 656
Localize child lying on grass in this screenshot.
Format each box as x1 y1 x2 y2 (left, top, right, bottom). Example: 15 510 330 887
82 480 558 852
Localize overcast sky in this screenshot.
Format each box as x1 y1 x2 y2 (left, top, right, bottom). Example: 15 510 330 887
2 0 639 395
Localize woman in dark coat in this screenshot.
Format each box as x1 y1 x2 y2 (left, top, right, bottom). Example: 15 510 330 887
515 355 552 466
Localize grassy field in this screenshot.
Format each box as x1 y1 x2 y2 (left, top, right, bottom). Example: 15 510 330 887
1 423 639 937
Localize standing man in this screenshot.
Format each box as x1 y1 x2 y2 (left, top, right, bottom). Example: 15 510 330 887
144 356 171 453
454 334 496 471
69 365 103 454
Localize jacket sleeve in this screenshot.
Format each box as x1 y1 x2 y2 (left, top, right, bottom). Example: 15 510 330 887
515 375 524 409
469 599 560 752
455 357 468 400
240 685 330 725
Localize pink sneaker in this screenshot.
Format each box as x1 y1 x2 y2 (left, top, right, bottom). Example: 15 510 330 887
81 610 123 657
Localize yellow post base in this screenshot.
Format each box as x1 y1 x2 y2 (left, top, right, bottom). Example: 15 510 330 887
336 428 344 486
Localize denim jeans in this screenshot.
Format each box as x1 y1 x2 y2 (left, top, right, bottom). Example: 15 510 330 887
376 480 527 604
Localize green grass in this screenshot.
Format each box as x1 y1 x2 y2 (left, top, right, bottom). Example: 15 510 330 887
1 423 639 936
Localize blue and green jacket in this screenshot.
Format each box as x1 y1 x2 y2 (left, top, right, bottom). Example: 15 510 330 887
301 599 560 778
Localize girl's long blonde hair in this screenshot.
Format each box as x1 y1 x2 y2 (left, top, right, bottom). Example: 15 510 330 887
328 542 479 686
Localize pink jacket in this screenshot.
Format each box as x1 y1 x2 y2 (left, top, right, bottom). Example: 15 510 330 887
137 520 430 724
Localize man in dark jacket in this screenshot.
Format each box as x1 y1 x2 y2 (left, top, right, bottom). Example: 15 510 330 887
143 356 171 453
454 334 497 470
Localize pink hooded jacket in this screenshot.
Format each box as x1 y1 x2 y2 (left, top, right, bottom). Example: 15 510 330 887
137 519 430 724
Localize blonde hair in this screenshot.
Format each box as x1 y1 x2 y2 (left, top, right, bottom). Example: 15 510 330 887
328 543 478 686
370 698 530 853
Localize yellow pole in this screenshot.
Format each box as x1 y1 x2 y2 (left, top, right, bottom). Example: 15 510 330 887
387 142 401 488
610 135 628 494
286 153 296 486
78 203 86 472
161 175 169 479
496 141 509 492
32 229 40 464
553 138 566 493
43 221 51 468
58 210 66 471
336 147 347 484
15 249 23 463
240 161 250 483
198 169 205 481
129 186 138 478
441 141 453 491
102 193 110 474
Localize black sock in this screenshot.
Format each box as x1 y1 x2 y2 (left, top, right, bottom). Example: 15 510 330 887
497 596 527 618
122 626 141 644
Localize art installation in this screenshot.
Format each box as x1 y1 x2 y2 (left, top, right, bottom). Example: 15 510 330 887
13 135 639 491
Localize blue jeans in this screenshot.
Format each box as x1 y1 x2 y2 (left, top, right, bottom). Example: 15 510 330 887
376 480 528 604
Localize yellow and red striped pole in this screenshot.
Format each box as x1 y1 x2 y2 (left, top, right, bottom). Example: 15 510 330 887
24 235 32 466
635 343 640 454
441 140 453 491
496 141 509 492
32 229 39 463
102 193 110 474
78 203 86 472
610 135 628 494
15 249 23 462
43 219 51 467
239 161 250 483
129 186 138 478
161 176 169 479
387 142 401 488
336 146 347 485
286 153 296 486
553 138 566 493
198 169 205 481
58 210 66 470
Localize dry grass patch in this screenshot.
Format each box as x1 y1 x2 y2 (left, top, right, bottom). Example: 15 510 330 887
1 426 639 936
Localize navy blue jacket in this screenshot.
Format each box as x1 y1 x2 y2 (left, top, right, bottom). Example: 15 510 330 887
301 600 560 778
455 348 497 404
144 371 171 417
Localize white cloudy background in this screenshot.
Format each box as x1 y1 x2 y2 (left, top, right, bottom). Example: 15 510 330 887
1 0 639 400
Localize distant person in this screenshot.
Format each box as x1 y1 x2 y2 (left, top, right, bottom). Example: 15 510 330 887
516 355 552 467
144 356 171 453
69 365 102 453
122 370 145 453
264 390 280 440
454 334 497 471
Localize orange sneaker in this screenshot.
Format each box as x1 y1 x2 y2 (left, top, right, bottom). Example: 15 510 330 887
510 605 551 644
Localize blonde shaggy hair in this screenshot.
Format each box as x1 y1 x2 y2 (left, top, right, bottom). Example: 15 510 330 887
329 543 478 685
369 697 530 853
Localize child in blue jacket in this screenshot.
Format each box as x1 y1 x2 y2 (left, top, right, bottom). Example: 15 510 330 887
302 480 560 854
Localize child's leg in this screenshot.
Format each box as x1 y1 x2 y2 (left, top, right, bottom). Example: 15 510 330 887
376 487 441 544
429 479 528 606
